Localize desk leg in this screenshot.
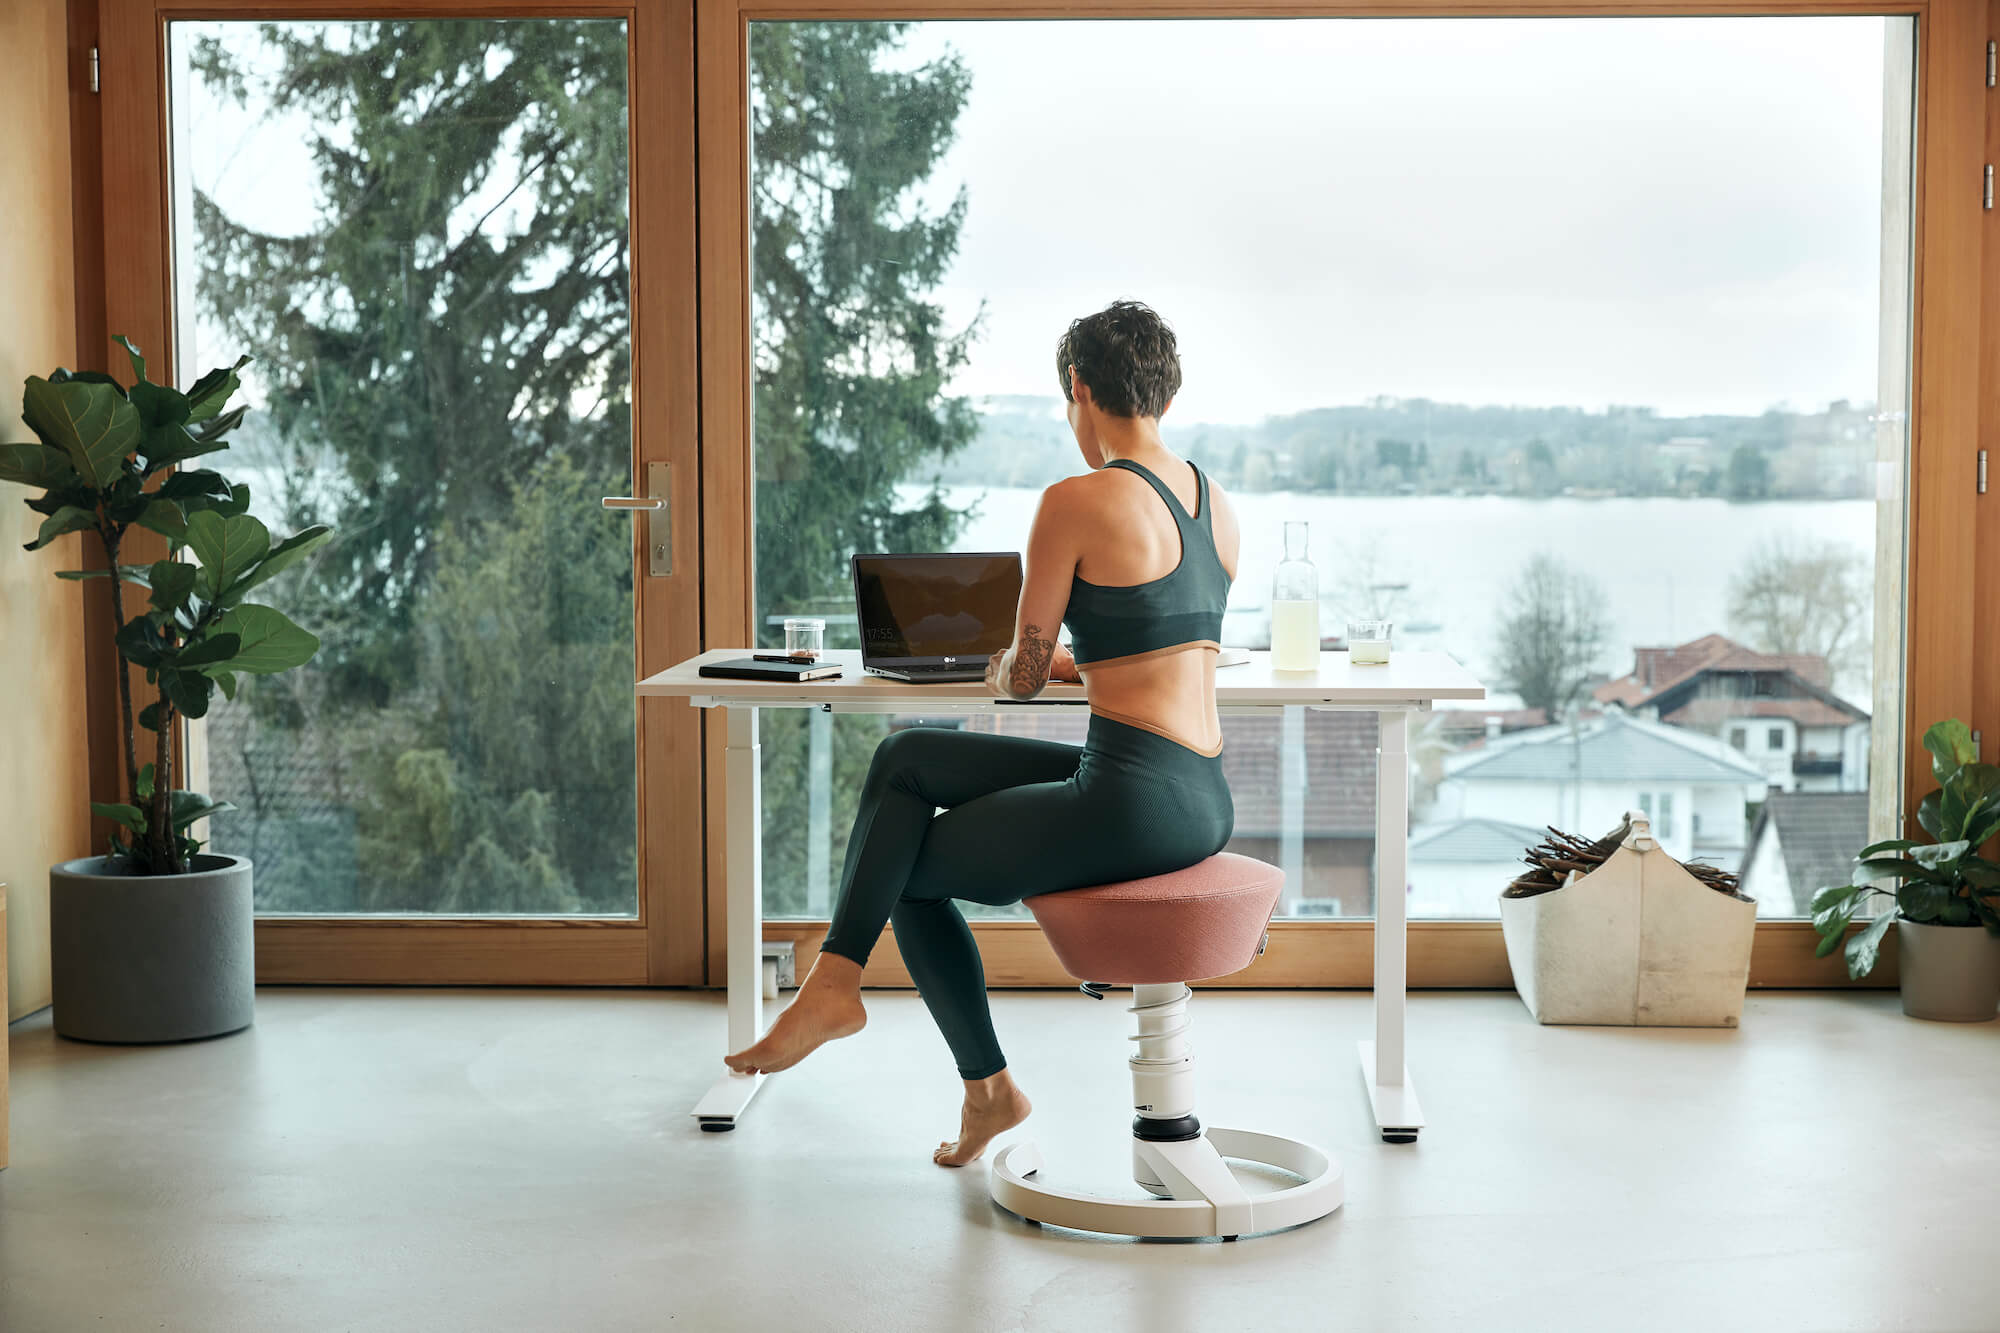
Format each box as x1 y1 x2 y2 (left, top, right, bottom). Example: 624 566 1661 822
1359 708 1424 1143
692 705 765 1130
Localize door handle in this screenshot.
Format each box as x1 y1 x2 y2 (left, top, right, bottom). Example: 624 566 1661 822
602 461 671 576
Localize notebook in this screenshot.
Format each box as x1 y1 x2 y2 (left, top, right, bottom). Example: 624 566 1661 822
697 658 843 683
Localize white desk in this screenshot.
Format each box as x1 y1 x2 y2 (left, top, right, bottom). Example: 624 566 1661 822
638 648 1485 1141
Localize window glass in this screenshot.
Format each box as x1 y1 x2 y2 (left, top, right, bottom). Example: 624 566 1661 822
170 20 640 914
748 16 1912 923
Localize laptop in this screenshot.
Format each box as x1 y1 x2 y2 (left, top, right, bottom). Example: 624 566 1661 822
850 552 1023 682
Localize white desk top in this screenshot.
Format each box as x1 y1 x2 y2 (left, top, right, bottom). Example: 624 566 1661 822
638 649 1485 709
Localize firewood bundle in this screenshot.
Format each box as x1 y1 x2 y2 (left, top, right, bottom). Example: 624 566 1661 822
1503 815 1747 900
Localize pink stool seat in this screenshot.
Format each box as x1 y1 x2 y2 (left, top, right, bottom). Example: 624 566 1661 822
1028 853 1284 984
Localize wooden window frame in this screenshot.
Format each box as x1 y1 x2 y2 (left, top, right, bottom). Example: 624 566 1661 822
696 0 1992 991
84 0 707 984
72 0 1990 988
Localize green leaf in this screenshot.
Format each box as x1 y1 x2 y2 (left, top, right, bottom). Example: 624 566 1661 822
173 632 240 669
186 403 247 443
0 442 78 489
1897 881 1951 923
90 802 148 833
21 376 138 487
53 370 126 394
133 498 188 542
157 468 231 502
211 669 238 702
183 355 250 425
1844 910 1898 980
55 564 152 586
25 504 96 551
1813 908 1853 957
160 666 213 719
147 559 198 615
1857 838 1920 858
137 700 164 733
116 616 168 668
1809 882 1868 917
1910 840 1970 870
219 524 332 606
1917 790 1943 840
138 422 228 473
213 603 320 674
135 762 155 801
1962 856 2000 889
168 789 236 831
1923 718 1977 784
184 509 270 598
112 334 147 384
128 378 190 431
1855 855 1944 886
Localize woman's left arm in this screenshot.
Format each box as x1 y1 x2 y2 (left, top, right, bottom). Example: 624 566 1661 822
985 481 1084 700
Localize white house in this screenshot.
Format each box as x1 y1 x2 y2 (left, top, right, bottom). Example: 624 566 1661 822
1421 710 1770 894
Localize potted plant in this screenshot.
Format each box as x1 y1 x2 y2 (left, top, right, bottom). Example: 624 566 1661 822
1 336 329 1043
1810 718 2000 1021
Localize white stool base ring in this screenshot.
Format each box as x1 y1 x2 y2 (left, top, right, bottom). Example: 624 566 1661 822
990 1129 1342 1239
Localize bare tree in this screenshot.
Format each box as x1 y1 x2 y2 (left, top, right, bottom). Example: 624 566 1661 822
1727 534 1869 694
1493 553 1610 717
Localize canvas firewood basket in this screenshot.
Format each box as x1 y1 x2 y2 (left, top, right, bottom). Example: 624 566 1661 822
1498 811 1758 1027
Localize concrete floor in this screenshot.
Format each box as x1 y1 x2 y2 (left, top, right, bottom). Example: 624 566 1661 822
2 988 1996 1333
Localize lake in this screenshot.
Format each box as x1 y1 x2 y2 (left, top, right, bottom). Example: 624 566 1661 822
903 484 1883 709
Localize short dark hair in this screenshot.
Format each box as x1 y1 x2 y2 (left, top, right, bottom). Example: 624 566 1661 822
1056 300 1182 419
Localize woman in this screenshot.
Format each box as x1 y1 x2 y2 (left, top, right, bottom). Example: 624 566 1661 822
726 300 1241 1167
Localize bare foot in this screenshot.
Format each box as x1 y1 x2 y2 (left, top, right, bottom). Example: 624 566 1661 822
933 1072 1032 1167
725 955 866 1075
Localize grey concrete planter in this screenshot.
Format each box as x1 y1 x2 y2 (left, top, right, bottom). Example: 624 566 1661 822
50 853 255 1043
1898 919 2000 1023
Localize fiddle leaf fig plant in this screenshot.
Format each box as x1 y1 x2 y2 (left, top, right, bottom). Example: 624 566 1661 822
2 336 332 874
1809 718 2000 979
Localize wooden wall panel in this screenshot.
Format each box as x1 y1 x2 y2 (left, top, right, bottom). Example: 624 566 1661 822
1 0 92 1022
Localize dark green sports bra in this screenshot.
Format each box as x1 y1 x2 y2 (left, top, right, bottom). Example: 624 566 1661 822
1064 459 1232 668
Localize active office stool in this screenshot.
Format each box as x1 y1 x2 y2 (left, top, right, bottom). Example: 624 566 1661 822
989 853 1343 1240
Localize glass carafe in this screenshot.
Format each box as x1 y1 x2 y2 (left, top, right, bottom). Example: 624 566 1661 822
1270 521 1320 672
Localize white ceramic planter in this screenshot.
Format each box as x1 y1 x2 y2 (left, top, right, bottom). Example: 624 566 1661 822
1897 919 2000 1022
1499 812 1757 1027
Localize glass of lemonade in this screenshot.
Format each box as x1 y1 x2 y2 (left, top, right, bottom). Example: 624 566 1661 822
1347 620 1392 665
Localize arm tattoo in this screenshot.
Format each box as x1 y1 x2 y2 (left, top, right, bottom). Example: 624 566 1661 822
1009 626 1055 699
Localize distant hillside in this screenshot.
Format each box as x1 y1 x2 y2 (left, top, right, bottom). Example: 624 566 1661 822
915 395 1877 501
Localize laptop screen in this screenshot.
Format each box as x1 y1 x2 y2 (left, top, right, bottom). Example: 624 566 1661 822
852 553 1023 663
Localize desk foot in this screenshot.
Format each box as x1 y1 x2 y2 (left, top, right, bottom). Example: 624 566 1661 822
691 1070 765 1130
1357 1040 1425 1144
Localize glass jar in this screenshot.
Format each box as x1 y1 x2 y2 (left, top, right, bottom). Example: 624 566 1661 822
783 617 825 660
1270 521 1320 672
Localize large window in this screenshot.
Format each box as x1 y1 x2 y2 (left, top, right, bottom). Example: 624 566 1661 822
748 16 1912 923
169 19 641 916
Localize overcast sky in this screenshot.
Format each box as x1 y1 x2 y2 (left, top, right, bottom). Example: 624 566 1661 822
881 17 1901 424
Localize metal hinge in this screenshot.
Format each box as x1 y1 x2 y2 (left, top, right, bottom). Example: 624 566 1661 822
1975 731 1985 761
1980 448 1990 495
1987 164 1995 211
1989 40 1997 87
89 46 100 93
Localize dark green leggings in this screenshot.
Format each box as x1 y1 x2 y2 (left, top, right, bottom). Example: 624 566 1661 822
819 713 1234 1079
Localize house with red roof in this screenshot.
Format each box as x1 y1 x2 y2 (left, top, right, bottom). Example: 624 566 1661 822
1592 633 1870 792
